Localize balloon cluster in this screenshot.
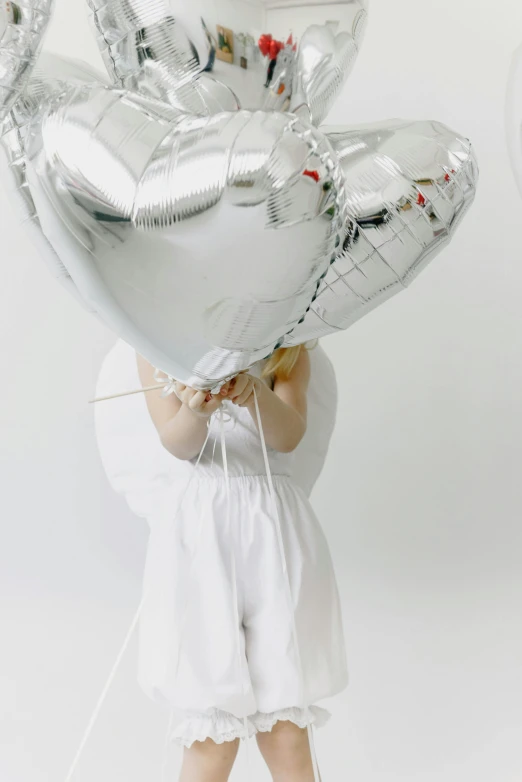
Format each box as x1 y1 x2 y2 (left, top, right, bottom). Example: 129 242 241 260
0 0 478 389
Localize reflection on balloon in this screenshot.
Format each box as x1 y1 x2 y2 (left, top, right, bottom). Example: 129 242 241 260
0 0 478 389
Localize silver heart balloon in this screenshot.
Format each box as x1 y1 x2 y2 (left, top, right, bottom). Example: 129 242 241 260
23 81 345 388
85 0 368 124
284 119 478 344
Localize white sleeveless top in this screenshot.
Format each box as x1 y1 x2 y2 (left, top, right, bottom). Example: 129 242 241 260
94 340 338 520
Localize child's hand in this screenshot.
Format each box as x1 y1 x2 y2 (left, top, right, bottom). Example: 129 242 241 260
174 380 233 418
223 373 262 407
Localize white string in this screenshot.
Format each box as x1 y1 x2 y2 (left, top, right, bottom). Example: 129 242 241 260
253 387 321 782
220 410 253 779
63 424 213 782
64 596 145 782
211 428 218 467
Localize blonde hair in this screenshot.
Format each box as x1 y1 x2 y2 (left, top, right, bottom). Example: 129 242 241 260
262 341 317 382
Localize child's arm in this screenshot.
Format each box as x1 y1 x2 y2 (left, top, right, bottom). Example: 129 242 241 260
227 348 310 453
136 354 228 460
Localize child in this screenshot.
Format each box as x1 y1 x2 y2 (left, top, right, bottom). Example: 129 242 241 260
95 341 348 782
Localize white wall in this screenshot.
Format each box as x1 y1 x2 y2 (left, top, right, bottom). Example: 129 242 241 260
1 1 522 781
198 0 266 42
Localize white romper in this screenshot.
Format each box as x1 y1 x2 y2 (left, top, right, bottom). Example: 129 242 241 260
95 340 348 747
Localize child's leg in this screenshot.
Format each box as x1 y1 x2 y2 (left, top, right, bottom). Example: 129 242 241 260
256 721 320 782
179 737 240 782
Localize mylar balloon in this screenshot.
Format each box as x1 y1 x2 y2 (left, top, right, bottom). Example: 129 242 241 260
285 119 478 345
23 84 345 389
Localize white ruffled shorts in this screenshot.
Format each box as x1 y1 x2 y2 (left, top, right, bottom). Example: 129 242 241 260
138 474 348 747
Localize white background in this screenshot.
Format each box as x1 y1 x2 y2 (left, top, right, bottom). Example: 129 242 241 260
1 1 522 781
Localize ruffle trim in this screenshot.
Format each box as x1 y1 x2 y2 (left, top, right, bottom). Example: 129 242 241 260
170 709 256 748
170 705 331 749
254 705 331 734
